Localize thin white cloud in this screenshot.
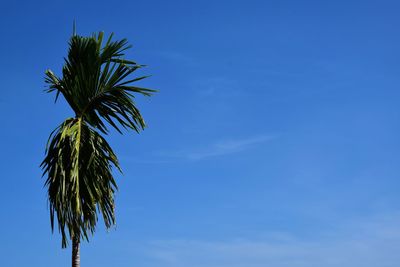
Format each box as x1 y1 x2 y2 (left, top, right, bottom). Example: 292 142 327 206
118 157 173 164
119 135 276 164
140 212 400 267
157 51 195 65
172 135 275 161
193 77 244 98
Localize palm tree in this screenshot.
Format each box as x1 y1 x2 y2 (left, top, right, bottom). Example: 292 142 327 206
40 30 154 267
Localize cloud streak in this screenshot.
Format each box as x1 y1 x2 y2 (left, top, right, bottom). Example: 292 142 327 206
172 135 275 161
120 135 276 164
141 212 400 267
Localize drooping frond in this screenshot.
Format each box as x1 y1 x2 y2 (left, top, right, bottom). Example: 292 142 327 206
42 31 154 248
45 32 155 133
41 118 120 248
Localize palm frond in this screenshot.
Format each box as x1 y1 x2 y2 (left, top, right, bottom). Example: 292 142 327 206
42 31 154 248
41 118 120 248
45 32 156 133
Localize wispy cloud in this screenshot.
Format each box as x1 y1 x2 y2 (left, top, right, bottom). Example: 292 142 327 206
120 135 276 164
156 51 196 66
192 76 244 98
167 135 276 161
140 212 400 267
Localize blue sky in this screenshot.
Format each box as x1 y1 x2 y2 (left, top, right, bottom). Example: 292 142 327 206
1 0 400 266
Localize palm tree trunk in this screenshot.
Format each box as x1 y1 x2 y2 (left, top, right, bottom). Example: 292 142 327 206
72 235 80 267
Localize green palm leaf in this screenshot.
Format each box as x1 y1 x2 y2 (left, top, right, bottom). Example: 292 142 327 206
41 31 154 248
44 31 155 133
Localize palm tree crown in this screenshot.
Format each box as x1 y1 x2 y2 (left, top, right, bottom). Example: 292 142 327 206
41 31 154 248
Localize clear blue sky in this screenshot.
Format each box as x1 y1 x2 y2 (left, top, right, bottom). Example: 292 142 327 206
1 0 400 266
